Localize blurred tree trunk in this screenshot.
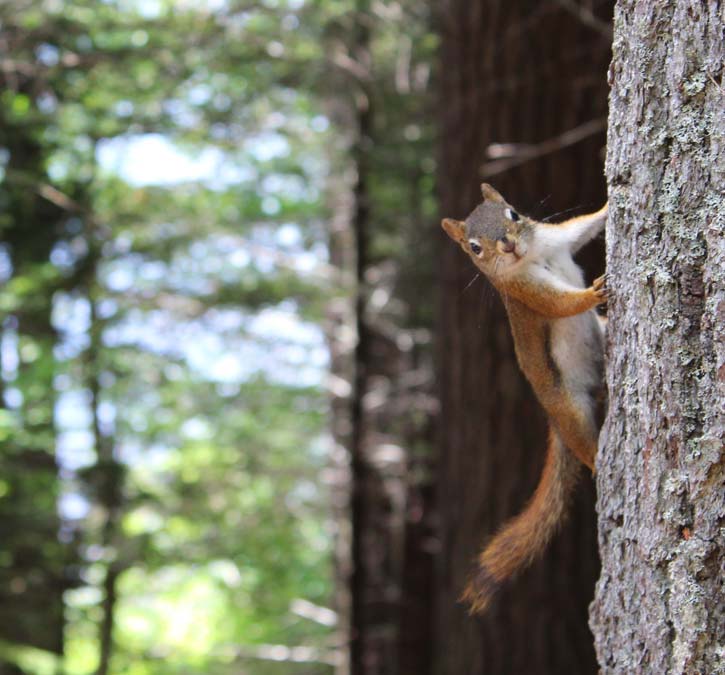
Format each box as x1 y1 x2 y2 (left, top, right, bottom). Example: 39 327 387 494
326 5 438 674
87 277 124 675
435 1 612 673
347 8 382 673
590 3 724 673
346 10 435 674
327 151 355 675
0 119 68 659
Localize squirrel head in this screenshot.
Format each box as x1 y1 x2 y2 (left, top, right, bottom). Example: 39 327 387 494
442 183 533 276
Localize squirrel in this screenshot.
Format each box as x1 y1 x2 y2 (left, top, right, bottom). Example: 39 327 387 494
441 183 607 614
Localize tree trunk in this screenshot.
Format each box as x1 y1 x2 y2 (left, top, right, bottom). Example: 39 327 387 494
327 5 438 674
590 3 725 673
96 565 119 675
0 110 69 657
327 164 355 675
436 1 612 673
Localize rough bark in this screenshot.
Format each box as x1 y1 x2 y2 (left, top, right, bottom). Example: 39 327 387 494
590 2 725 673
436 1 612 673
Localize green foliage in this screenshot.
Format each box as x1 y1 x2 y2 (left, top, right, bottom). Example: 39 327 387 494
0 1 345 673
0 0 437 672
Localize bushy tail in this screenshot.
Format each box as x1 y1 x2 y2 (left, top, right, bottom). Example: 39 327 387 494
461 428 581 614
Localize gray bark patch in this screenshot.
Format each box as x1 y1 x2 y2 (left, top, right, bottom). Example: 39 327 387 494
590 1 725 673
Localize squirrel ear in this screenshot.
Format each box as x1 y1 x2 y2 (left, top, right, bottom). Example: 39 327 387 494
480 183 505 203
441 218 466 244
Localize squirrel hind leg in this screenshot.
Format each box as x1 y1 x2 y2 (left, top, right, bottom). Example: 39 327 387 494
549 394 599 472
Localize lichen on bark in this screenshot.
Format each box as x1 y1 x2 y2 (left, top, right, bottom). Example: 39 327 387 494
590 2 725 674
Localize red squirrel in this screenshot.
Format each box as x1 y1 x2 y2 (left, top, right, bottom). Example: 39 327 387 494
442 183 607 613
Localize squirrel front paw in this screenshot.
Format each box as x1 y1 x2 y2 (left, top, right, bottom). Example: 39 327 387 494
591 274 607 305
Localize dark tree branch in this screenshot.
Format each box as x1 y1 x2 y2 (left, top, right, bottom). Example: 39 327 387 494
480 117 607 178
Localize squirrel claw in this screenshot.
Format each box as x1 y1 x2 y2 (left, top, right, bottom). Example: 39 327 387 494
592 274 608 303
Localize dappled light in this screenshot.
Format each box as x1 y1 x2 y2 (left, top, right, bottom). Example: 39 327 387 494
0 1 341 673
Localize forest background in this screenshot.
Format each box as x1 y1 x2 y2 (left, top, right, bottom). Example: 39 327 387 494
1 1 618 674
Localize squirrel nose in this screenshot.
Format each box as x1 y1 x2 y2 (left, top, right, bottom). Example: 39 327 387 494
499 236 516 253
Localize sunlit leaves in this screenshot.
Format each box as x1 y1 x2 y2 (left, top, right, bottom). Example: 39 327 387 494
1 0 338 672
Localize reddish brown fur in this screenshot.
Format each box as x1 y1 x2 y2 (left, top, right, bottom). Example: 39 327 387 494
461 430 580 613
504 297 599 470
442 185 606 614
498 274 606 320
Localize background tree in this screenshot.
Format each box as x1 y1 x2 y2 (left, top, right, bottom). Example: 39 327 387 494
0 5 80 658
435 1 612 673
0 1 440 674
0 2 339 673
322 4 438 674
590 2 724 673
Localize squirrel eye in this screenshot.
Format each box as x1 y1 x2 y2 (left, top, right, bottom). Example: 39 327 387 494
468 240 482 255
505 208 520 222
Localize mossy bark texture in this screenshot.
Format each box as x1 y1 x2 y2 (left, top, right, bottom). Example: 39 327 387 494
590 2 725 674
